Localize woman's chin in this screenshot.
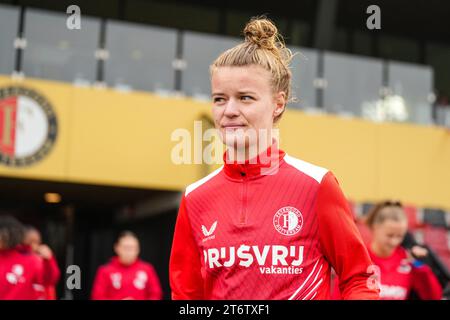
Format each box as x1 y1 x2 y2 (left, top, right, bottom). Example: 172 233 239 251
221 131 243 145
223 136 248 149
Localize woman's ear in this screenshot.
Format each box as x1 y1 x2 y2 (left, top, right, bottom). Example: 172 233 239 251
273 91 286 117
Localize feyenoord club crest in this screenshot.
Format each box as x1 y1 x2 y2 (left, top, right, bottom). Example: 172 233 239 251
273 206 303 236
0 86 57 167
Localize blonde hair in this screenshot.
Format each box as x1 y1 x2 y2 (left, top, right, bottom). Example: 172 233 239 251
365 201 408 229
210 16 294 122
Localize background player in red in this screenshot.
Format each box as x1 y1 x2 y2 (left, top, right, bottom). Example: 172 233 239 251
169 17 379 300
91 231 162 300
366 201 442 299
22 225 60 300
332 201 443 300
0 215 55 300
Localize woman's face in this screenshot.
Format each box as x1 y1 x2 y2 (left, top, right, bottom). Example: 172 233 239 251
372 218 408 256
211 65 285 151
23 229 41 252
114 236 140 266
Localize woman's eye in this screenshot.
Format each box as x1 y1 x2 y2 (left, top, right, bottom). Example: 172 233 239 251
213 97 225 103
241 96 253 101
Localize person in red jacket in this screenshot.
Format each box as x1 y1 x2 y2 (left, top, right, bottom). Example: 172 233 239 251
22 226 60 300
169 17 379 300
91 231 162 300
332 201 443 300
0 215 55 300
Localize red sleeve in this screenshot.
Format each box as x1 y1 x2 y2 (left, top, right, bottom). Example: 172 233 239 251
169 194 204 300
31 254 45 287
146 264 163 300
91 266 109 300
316 172 380 300
411 264 443 300
42 256 60 286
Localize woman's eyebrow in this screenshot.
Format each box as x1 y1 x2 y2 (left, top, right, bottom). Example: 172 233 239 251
237 90 257 95
211 91 257 97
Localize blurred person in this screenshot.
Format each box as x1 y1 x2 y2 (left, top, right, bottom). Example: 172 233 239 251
21 225 61 300
0 215 55 300
169 17 379 300
333 201 443 300
91 231 162 300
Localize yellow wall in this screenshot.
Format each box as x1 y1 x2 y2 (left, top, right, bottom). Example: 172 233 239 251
281 114 450 210
1 75 450 210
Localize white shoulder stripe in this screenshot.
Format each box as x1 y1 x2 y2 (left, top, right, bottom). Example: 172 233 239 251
185 165 224 197
283 154 328 183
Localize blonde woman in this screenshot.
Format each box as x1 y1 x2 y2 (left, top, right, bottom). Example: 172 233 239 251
170 17 379 300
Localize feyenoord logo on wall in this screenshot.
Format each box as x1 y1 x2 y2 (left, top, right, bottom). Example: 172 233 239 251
0 86 57 167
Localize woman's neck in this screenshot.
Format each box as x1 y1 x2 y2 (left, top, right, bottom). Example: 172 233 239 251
227 137 273 163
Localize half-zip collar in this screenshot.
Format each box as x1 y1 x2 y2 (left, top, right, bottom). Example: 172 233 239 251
223 142 285 180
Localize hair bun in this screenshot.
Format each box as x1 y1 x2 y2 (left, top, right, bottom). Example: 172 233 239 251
243 17 278 51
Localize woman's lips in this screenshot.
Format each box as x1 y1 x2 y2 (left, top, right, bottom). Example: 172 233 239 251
222 125 246 130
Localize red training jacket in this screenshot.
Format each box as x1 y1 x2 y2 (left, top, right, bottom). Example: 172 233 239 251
369 246 442 300
17 245 61 300
170 146 380 300
91 257 163 300
0 247 56 300
332 246 443 300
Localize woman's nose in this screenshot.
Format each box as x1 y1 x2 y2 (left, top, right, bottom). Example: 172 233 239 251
223 99 240 117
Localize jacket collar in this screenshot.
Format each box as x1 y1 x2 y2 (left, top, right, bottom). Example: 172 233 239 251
223 142 285 180
111 256 139 268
